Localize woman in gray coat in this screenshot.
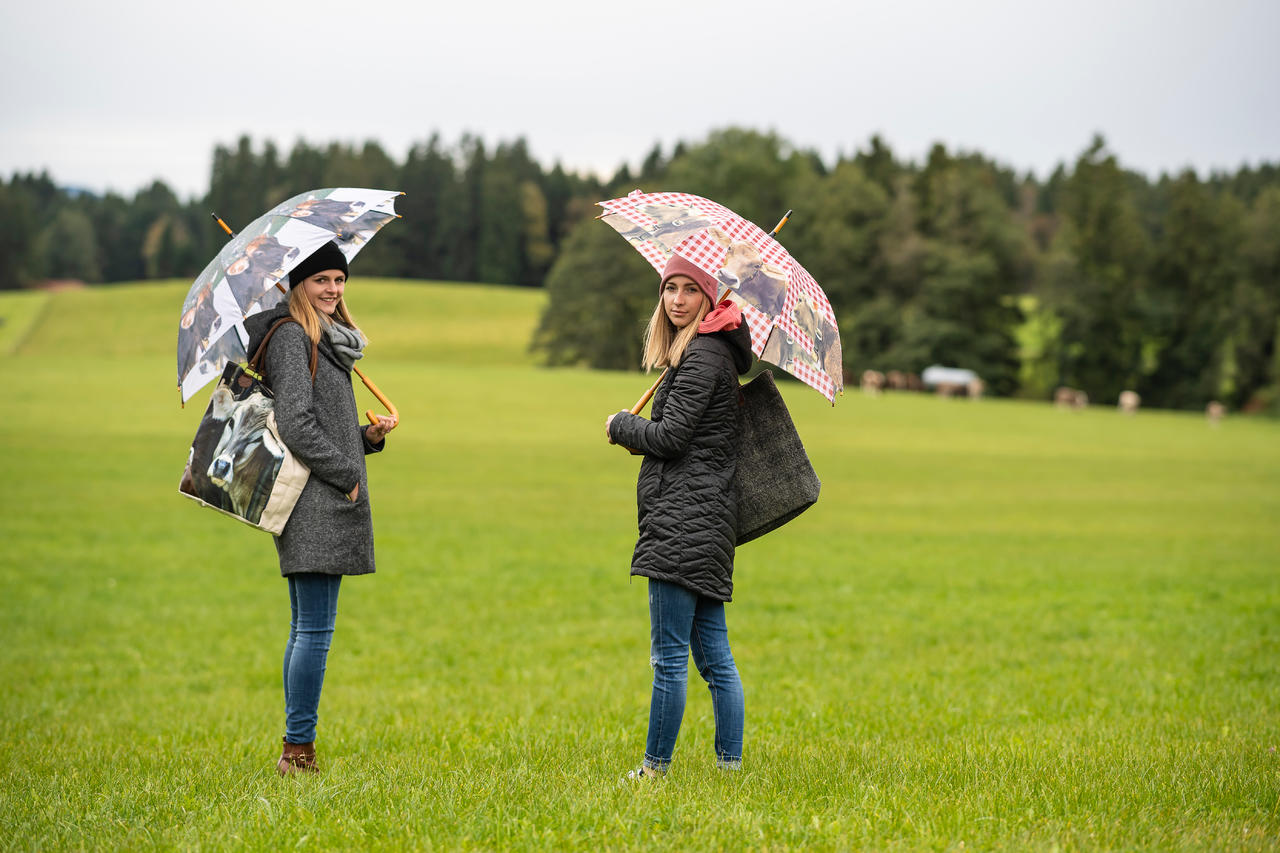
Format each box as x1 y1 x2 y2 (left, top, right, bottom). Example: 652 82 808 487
244 241 396 775
606 255 754 779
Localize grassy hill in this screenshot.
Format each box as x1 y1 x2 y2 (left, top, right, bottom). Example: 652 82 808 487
1 281 1277 850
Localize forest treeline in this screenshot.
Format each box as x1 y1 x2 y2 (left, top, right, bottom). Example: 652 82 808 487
1 129 1277 411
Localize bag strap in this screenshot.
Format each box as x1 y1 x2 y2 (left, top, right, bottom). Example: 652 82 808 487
248 317 318 382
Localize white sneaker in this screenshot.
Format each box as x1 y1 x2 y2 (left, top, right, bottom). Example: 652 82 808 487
623 765 664 781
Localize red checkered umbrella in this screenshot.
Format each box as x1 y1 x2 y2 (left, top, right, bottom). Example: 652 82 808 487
599 190 843 403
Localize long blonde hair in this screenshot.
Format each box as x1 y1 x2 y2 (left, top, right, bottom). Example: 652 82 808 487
641 293 709 371
287 285 364 347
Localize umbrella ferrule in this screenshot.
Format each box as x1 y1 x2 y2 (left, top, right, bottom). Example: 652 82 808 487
211 212 235 237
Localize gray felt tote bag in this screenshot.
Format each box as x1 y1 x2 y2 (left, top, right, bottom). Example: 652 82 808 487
734 370 821 545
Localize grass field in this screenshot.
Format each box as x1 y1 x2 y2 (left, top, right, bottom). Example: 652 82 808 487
1 280 1278 851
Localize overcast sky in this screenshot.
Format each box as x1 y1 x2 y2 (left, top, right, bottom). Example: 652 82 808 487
2 0 1276 199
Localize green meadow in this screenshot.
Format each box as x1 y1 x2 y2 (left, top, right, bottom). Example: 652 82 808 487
1 281 1277 851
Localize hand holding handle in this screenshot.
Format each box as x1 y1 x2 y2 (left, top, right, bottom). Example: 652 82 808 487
353 365 399 431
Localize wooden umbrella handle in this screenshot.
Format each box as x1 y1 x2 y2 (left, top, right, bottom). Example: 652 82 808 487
352 364 399 429
616 284 733 450
629 368 669 414
615 368 669 455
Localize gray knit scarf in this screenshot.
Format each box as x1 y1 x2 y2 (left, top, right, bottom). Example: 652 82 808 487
322 318 366 370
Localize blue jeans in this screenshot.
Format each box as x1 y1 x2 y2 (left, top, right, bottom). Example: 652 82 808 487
283 573 341 744
645 578 744 772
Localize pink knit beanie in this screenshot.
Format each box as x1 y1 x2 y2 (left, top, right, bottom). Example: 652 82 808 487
659 255 718 306
659 253 743 333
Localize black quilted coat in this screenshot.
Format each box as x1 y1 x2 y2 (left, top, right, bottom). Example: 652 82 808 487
608 323 754 601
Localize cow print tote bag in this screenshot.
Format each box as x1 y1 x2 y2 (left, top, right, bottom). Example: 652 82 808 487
179 318 311 534
734 370 821 545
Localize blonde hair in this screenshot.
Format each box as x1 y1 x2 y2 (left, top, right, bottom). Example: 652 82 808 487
287 284 364 347
641 292 710 371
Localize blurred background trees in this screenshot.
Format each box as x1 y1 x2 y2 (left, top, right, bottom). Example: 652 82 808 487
1 128 1276 411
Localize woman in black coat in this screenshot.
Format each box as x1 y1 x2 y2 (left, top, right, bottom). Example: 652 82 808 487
244 241 397 775
607 255 754 779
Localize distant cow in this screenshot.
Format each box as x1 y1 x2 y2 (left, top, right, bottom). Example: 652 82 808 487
860 369 886 396
1055 386 1088 410
886 370 908 390
967 378 986 400
934 382 964 397
1206 400 1225 427
1118 390 1140 415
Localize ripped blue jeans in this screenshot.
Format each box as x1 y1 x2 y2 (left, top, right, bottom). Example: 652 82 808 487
644 578 744 772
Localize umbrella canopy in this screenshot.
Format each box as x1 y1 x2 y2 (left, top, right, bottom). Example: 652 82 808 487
598 190 843 403
177 187 401 402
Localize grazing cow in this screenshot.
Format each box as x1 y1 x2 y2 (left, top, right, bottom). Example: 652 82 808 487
906 372 925 391
934 382 964 397
1118 390 1140 415
1206 400 1225 426
1054 386 1088 410
860 369 886 396
886 370 908 390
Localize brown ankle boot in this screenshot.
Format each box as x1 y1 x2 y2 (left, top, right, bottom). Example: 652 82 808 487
276 738 318 775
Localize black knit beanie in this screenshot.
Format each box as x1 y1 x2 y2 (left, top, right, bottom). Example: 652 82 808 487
288 241 349 287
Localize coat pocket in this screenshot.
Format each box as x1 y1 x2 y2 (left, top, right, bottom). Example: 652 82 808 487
636 457 665 519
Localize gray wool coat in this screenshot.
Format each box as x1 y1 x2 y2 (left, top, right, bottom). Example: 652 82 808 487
608 323 754 601
246 306 384 576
